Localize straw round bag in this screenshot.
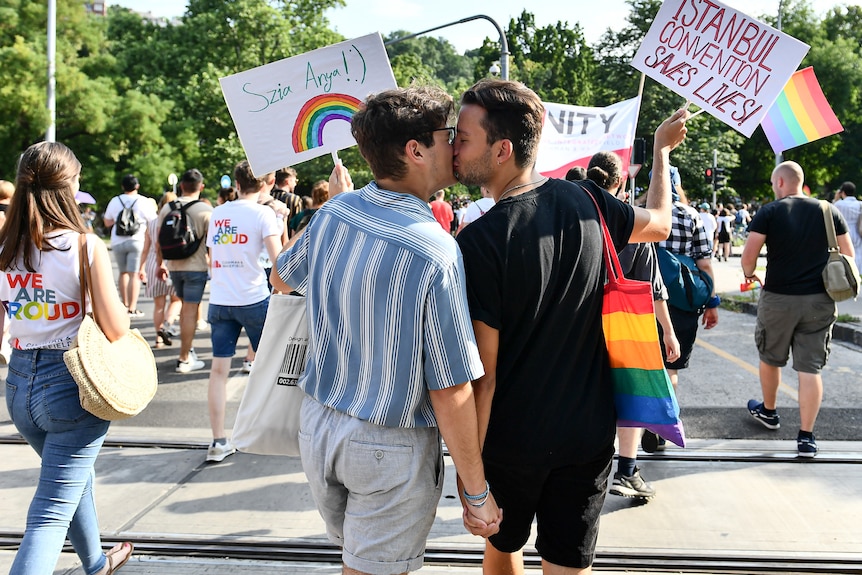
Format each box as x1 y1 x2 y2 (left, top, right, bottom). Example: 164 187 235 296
63 234 158 420
64 316 157 420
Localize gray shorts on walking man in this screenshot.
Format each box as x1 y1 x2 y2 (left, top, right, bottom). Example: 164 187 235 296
298 396 444 575
755 290 836 373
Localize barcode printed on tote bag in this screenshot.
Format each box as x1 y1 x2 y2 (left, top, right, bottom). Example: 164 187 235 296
277 339 308 386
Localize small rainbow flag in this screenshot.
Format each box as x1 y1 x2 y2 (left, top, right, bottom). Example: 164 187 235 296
761 67 843 154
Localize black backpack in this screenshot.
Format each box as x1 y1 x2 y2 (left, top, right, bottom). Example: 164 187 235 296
158 200 202 260
115 197 141 236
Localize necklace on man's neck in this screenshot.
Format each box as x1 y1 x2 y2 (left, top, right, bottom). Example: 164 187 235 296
498 177 548 201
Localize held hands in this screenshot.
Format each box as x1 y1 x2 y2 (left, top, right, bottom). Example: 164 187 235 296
329 161 354 196
654 108 690 155
457 475 502 538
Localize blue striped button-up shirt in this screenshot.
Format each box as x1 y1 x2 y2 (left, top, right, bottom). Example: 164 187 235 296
276 182 484 428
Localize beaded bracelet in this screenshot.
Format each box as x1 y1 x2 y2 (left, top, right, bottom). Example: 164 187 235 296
463 480 490 507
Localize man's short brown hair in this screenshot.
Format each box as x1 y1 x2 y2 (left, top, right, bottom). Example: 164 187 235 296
460 79 544 169
351 86 454 180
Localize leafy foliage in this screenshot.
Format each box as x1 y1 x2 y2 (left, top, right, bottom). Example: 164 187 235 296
1 0 860 211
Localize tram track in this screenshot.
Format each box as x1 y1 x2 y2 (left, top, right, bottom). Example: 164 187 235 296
2 435 859 573
0 533 858 574
2 434 861 464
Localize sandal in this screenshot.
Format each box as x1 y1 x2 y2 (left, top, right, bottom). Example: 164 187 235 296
154 336 165 349
157 329 173 346
104 541 133 574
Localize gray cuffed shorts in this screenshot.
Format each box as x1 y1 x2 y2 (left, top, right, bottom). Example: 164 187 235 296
298 396 444 575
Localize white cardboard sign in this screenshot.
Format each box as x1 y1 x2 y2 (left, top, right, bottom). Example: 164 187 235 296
631 0 809 137
220 33 397 175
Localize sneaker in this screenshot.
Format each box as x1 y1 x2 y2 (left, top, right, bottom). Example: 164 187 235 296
176 355 205 373
241 360 254 374
641 431 666 453
127 309 145 317
747 399 780 430
163 322 179 337
206 441 236 463
196 320 209 332
797 435 818 458
610 468 656 499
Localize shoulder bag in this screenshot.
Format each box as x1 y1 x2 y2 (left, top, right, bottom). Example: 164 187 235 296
820 200 860 302
64 234 158 420
586 192 686 448
232 293 309 456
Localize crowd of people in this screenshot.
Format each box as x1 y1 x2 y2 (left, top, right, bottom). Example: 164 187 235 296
1 78 856 575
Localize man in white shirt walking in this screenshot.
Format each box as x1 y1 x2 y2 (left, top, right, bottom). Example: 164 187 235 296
102 174 157 316
833 181 862 271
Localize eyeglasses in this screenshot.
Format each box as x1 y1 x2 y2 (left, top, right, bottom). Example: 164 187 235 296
425 126 456 145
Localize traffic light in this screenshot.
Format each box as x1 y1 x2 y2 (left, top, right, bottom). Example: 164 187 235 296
713 167 727 190
704 167 714 184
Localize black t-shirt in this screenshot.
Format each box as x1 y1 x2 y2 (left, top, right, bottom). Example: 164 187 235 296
749 196 848 295
457 178 634 467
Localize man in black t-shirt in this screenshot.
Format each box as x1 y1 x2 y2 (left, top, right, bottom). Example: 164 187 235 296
453 79 689 574
741 161 853 458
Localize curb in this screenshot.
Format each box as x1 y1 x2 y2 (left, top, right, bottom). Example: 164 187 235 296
722 299 862 347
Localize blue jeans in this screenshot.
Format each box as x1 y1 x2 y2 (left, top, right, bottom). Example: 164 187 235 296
169 270 208 304
5 348 111 575
208 297 269 357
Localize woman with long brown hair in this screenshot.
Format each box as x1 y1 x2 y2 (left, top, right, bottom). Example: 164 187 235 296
1 142 134 574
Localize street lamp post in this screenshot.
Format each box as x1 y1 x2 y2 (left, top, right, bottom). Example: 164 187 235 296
384 15 510 80
46 0 56 142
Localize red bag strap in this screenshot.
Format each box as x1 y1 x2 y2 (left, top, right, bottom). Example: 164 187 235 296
581 187 624 285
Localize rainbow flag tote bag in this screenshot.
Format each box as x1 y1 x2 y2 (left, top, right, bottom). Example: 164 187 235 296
589 192 686 447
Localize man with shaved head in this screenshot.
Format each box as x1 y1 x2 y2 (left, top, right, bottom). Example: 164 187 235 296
741 161 854 458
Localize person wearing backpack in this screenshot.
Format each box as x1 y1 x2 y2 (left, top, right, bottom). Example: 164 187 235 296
102 174 158 317
155 169 213 373
644 166 719 453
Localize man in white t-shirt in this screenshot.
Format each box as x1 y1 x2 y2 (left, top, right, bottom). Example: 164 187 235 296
204 160 281 463
698 202 717 249
456 187 495 235
833 181 862 271
102 174 158 316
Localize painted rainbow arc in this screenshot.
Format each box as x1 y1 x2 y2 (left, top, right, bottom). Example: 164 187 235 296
292 93 362 153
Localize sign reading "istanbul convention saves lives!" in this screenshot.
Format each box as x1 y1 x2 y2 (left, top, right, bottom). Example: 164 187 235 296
220 33 397 176
631 0 809 137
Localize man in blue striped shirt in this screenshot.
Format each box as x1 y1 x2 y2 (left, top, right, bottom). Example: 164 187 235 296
273 86 501 575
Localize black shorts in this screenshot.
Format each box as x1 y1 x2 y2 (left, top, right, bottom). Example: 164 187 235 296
659 305 701 370
484 446 613 568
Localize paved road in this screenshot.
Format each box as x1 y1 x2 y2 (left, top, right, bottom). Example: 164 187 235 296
2 248 861 442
